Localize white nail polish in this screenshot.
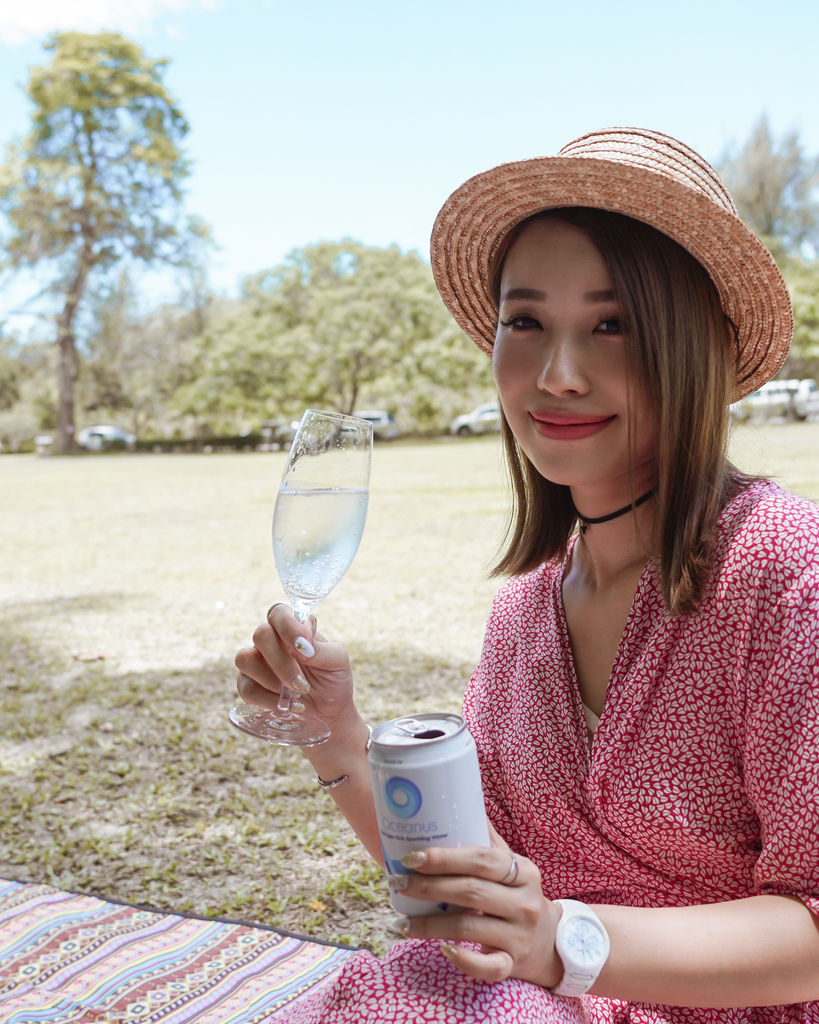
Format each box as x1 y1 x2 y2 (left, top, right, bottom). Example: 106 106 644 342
387 873 410 891
294 637 315 658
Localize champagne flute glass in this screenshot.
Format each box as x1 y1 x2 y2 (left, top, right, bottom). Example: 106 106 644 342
229 409 372 747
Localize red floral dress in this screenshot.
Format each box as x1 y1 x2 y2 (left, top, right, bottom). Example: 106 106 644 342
271 481 819 1023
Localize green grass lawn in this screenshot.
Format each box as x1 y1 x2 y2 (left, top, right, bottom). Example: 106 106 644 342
0 422 815 952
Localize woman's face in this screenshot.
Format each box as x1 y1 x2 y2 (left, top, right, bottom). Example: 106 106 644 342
492 216 658 504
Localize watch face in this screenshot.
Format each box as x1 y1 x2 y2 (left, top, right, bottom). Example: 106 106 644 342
563 917 606 966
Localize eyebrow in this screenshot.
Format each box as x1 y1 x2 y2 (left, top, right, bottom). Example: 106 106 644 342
500 287 617 303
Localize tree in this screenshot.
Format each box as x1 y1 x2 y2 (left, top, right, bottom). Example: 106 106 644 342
0 335 22 411
780 256 819 380
79 270 217 438
718 115 819 258
0 336 56 451
0 32 193 452
718 118 819 381
176 241 494 435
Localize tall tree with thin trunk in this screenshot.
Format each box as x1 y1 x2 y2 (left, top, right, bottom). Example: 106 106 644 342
0 31 192 452
718 117 819 380
719 115 819 258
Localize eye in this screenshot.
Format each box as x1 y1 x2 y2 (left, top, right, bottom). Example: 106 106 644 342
498 314 541 331
595 316 622 335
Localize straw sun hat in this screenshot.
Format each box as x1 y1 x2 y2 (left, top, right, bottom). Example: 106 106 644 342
430 127 793 400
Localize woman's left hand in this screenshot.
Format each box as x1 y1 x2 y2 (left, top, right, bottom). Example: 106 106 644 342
396 823 563 988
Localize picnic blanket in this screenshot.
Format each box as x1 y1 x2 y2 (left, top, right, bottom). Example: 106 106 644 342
0 877 356 1023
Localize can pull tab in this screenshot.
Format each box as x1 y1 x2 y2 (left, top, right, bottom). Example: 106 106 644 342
394 718 446 740
394 718 430 736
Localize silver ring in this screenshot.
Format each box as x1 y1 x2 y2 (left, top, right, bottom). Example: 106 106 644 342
499 854 519 886
266 603 285 619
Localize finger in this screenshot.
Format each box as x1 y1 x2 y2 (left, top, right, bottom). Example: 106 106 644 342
401 868 533 921
441 943 514 983
401 907 517 957
236 642 306 696
251 620 311 694
403 845 526 887
235 646 282 691
236 672 281 710
265 604 317 655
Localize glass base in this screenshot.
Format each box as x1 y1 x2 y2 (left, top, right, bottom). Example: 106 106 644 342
228 702 330 747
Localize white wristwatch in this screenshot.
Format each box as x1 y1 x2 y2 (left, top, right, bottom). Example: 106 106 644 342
551 898 610 997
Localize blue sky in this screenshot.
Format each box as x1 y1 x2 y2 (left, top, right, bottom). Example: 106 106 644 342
1 0 818 323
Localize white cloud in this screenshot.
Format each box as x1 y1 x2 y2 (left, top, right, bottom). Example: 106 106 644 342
0 0 218 45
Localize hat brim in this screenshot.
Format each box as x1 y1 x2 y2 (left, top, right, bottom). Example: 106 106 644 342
430 156 793 401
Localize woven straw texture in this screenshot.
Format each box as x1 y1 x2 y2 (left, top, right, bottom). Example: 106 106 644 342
430 128 793 400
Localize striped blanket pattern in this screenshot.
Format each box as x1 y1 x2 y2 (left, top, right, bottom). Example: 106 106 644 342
0 878 354 1023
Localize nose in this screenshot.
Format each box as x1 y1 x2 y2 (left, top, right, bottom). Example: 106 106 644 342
536 333 589 396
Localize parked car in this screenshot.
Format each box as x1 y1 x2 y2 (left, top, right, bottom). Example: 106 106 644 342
77 424 136 451
450 402 501 437
791 378 819 420
260 419 299 449
352 409 400 440
730 378 819 422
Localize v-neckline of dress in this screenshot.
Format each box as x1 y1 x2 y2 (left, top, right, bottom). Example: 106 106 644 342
557 539 656 767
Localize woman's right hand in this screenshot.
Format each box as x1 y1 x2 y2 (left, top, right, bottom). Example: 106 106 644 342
237 604 383 863
234 603 357 734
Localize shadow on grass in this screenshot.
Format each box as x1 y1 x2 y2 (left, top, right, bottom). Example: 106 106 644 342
0 623 477 953
1 592 138 618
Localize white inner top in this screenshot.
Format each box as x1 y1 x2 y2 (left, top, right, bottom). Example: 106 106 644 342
582 702 600 748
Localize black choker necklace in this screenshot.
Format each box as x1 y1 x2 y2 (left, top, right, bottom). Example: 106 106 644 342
574 488 656 535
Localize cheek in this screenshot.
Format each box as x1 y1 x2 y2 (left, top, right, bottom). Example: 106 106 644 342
629 390 660 455
491 331 504 380
492 336 532 394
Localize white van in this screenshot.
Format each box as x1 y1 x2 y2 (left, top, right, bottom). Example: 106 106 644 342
730 379 819 422
352 410 400 440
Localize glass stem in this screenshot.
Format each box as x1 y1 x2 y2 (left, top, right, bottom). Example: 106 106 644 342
276 686 293 718
276 604 310 719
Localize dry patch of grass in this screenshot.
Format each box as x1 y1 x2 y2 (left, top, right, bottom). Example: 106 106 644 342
0 423 815 952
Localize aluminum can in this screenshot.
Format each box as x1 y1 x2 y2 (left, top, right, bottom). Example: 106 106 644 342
368 712 490 916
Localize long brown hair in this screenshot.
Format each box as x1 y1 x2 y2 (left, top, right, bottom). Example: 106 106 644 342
491 208 754 615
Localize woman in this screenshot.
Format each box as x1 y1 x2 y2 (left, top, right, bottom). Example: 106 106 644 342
235 128 819 1022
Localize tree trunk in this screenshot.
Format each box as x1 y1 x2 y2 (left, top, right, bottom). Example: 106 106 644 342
56 326 77 454
55 261 91 454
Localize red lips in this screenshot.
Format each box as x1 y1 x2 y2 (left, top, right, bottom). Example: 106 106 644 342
530 411 616 440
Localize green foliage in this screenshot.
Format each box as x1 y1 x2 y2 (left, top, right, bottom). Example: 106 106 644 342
719 115 819 257
79 271 213 437
3 235 494 441
2 32 189 273
0 31 197 452
0 336 22 410
0 338 56 449
718 117 819 381
780 255 819 379
179 240 493 434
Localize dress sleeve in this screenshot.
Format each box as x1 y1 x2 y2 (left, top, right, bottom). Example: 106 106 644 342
740 552 819 921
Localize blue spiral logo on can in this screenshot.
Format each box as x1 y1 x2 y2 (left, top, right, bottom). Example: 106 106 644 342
384 776 422 819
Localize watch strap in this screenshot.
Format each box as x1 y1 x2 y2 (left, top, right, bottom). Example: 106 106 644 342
551 898 610 998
